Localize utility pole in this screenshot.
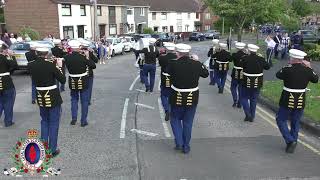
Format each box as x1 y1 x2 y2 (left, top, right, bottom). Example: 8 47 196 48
90 0 99 41
222 17 225 37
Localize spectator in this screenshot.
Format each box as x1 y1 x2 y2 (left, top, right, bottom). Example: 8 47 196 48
9 33 17 44
2 32 12 47
280 33 290 60
265 35 276 67
292 31 304 50
273 32 282 58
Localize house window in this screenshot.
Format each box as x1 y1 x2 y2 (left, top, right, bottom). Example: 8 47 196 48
161 12 167 20
162 26 168 32
80 5 86 16
205 13 210 20
97 6 102 16
109 24 117 35
109 6 115 17
152 12 156 20
177 13 182 20
196 12 200 19
61 4 71 16
153 26 158 32
188 13 191 19
127 8 133 15
205 25 210 30
177 26 182 32
63 26 74 39
140 8 145 16
185 25 189 32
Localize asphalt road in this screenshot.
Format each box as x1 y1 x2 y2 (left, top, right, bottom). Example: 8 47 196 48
1 40 320 180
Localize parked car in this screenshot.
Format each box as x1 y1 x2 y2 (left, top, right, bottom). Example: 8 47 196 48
120 36 135 52
106 38 125 56
77 38 97 51
298 30 320 44
204 30 220 39
151 33 171 46
189 32 206 41
10 41 54 70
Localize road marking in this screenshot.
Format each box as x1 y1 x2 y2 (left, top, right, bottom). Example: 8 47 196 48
129 75 140 91
131 129 159 137
135 103 155 110
136 89 146 93
158 98 172 138
224 82 318 155
120 98 129 139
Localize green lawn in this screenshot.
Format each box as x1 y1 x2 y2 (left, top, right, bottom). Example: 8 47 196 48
261 81 320 123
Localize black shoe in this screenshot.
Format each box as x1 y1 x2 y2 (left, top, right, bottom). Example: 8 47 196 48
232 102 237 108
32 100 36 104
5 122 15 127
248 117 254 122
165 112 170 121
237 103 242 109
81 122 88 127
174 146 182 151
145 89 149 92
218 88 223 94
286 142 297 153
70 120 77 125
244 116 250 122
52 149 60 158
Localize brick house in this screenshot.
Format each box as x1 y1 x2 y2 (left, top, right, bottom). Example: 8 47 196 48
193 0 219 32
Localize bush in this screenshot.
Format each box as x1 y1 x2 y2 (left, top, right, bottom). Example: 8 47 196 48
304 43 317 52
143 28 154 34
307 44 320 61
18 26 40 40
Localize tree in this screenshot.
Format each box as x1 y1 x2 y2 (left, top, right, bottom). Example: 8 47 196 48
292 0 311 17
205 0 287 41
19 26 40 40
143 27 154 34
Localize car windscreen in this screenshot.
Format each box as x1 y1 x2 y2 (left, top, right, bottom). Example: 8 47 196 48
10 43 30 50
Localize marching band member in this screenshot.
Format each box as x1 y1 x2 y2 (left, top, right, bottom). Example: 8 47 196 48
28 46 66 157
214 43 232 94
208 39 219 86
51 39 67 92
276 49 318 153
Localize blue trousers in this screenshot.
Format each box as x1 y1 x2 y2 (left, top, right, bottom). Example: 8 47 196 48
209 70 215 85
276 106 304 144
32 79 36 102
40 105 61 153
139 65 144 83
143 64 156 92
0 88 16 126
240 87 260 119
214 70 227 89
170 105 197 152
160 86 171 112
230 79 242 103
70 88 90 124
88 76 94 103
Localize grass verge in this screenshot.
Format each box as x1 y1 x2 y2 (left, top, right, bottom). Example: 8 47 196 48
261 81 320 123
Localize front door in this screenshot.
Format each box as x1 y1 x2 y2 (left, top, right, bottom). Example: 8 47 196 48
99 25 106 38
170 26 174 32
77 25 84 38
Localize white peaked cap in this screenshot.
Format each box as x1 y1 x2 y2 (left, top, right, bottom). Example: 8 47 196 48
212 39 219 45
68 40 82 49
148 38 157 44
29 42 41 48
247 44 260 52
219 43 227 49
289 49 307 59
163 42 176 51
176 44 191 53
53 39 61 45
36 47 49 52
235 42 246 49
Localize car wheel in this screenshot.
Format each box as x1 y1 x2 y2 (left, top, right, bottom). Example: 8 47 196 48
112 50 115 57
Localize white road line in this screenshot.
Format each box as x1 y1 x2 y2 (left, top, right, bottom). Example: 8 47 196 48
158 98 172 138
120 98 129 139
135 103 155 110
129 75 140 91
131 129 159 137
136 89 146 93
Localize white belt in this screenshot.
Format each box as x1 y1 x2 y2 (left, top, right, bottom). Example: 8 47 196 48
0 72 10 76
283 87 306 93
162 72 170 76
171 85 199 92
243 72 263 77
233 66 243 70
216 60 229 64
36 85 57 91
69 72 88 78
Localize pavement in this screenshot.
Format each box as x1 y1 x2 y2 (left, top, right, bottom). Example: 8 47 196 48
0 40 320 179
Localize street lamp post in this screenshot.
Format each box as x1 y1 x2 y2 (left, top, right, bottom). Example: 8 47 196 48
90 0 99 41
